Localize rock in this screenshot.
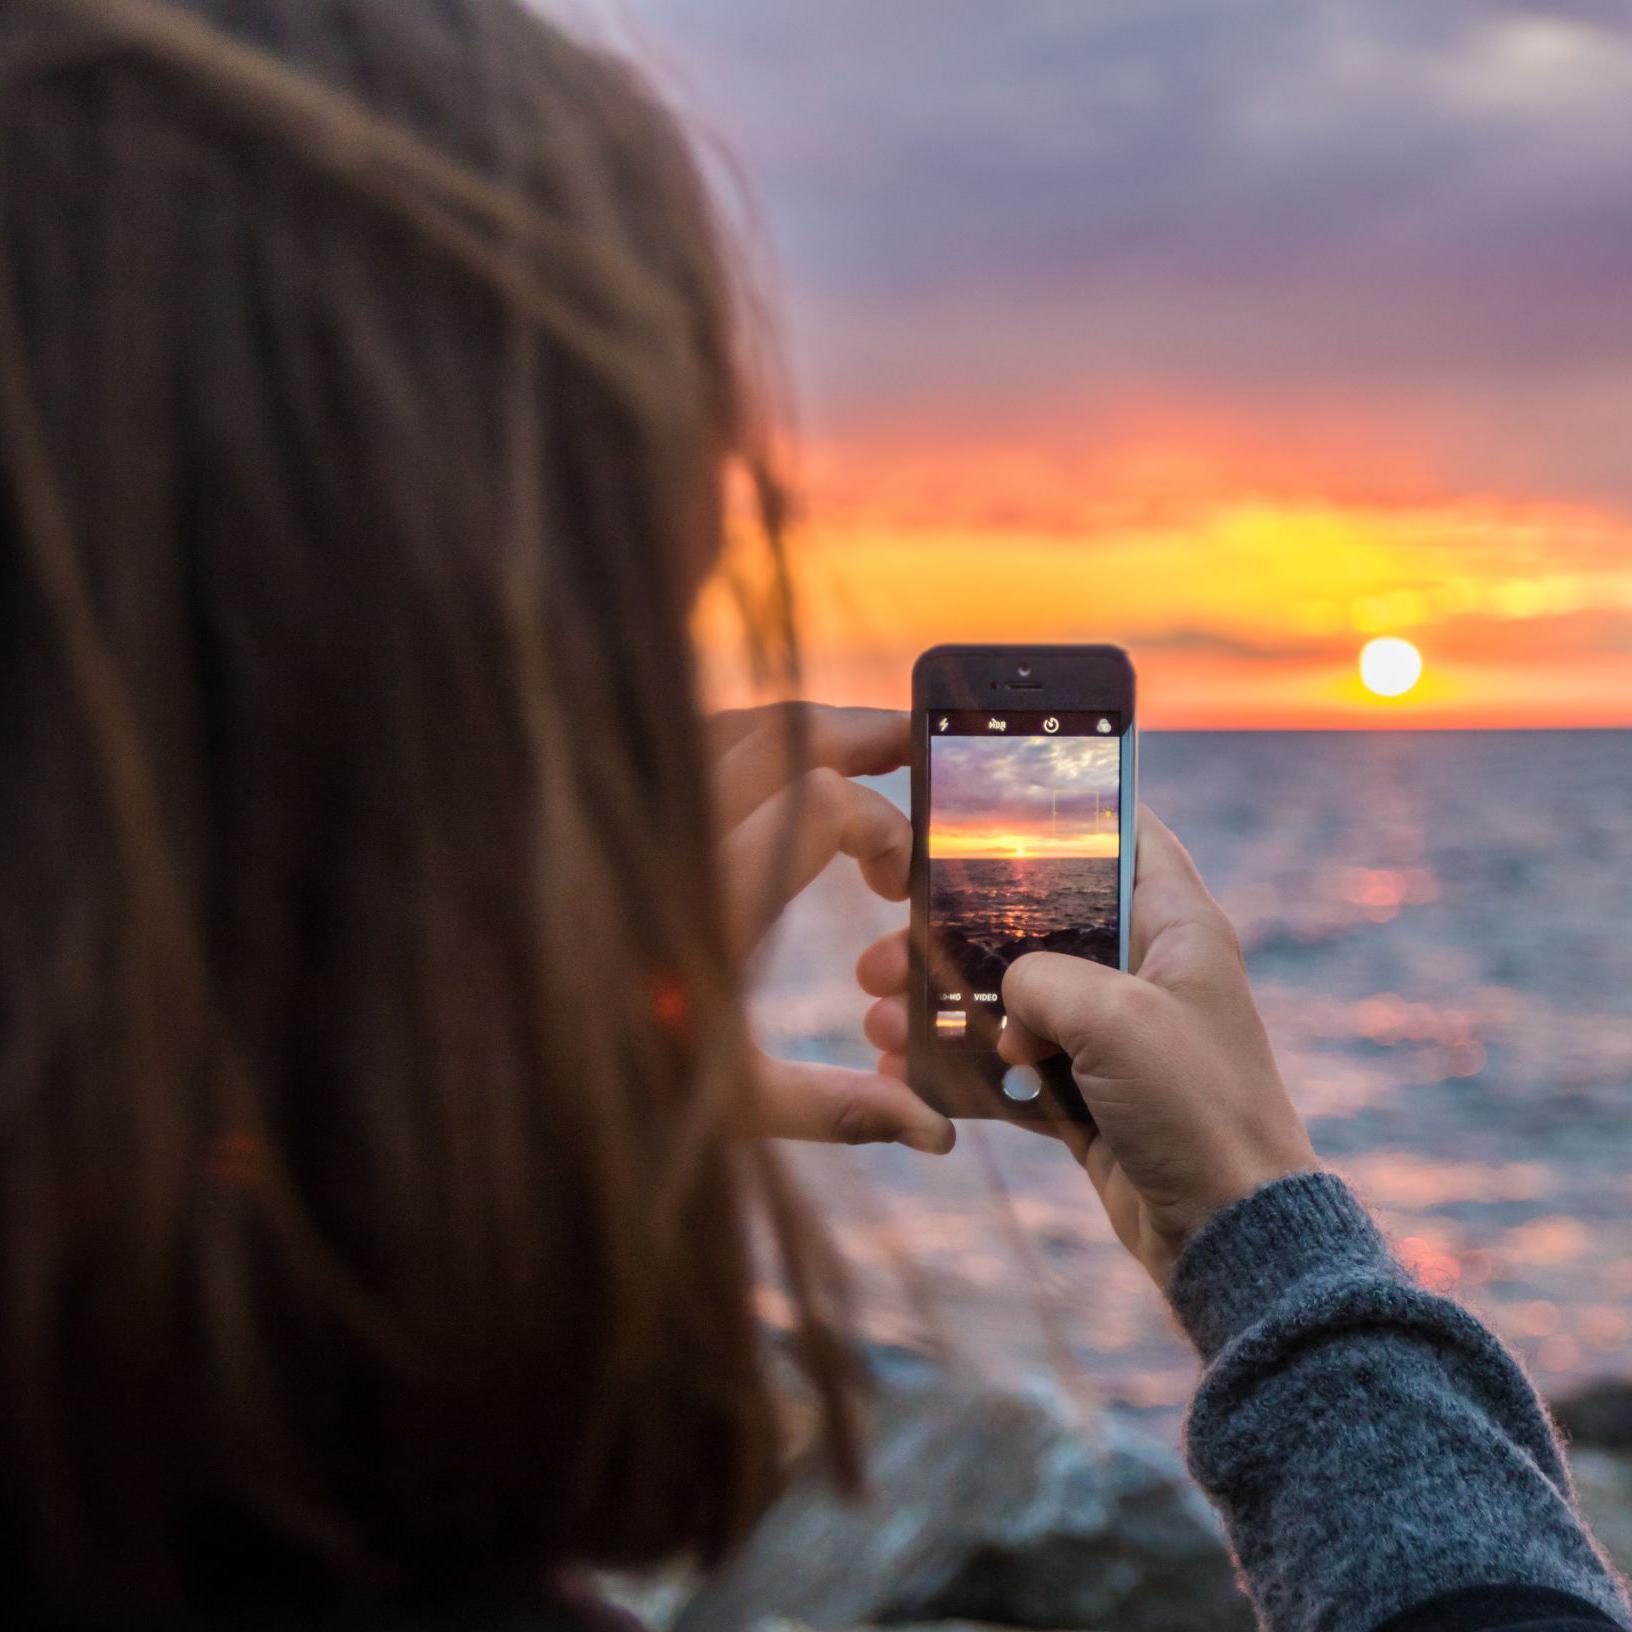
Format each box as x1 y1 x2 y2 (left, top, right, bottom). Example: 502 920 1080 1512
1572 1449 1632 1583
933 927 1116 1003
907 1409 1246 1632
749 1624 1095 1632
875 1625 1090 1632
1555 1379 1632 1453
746 1623 1097 1632
1554 1379 1632 1587
601 1565 692 1630
658 1345 1248 1632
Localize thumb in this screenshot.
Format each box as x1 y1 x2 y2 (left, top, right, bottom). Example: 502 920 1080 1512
999 950 1163 1074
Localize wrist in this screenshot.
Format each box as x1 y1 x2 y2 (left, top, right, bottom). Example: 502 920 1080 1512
1164 1169 1396 1358
1153 1144 1322 1267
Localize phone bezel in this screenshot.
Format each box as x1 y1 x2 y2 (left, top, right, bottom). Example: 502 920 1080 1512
909 643 1138 1122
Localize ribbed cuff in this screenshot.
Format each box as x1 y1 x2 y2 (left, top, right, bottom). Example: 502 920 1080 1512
1168 1170 1398 1360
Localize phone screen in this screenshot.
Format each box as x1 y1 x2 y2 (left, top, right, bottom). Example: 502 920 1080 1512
926 710 1123 1053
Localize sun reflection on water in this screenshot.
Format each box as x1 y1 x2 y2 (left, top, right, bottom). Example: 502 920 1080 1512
756 731 1632 1429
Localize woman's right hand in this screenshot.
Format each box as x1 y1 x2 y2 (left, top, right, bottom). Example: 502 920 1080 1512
858 809 1317 1286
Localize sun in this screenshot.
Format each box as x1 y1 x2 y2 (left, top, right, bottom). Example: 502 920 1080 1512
1359 636 1424 699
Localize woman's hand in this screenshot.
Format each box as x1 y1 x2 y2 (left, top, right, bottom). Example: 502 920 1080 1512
857 808 1315 1282
713 703 954 1156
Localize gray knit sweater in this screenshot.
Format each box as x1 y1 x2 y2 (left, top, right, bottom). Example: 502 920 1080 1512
1169 1171 1632 1632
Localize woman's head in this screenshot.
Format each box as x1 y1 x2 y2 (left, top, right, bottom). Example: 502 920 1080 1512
0 0 830 1614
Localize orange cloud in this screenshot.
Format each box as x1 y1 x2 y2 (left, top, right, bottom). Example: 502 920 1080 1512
930 825 1121 860
696 430 1632 728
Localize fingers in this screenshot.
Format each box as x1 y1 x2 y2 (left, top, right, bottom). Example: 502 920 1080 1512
996 1004 1057 1065
999 949 1156 1073
863 994 908 1052
753 1054 954 1154
712 704 909 829
726 768 910 950
1130 807 1234 972
856 927 909 997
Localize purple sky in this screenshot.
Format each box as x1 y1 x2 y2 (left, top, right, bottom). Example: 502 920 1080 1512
931 734 1120 838
609 0 1632 506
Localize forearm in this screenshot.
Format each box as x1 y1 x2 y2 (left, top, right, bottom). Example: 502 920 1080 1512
1171 1172 1631 1632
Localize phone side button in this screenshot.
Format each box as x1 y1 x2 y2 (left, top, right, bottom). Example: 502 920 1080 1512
1001 1065 1043 1103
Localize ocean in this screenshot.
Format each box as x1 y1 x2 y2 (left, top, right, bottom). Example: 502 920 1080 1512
931 855 1119 954
752 730 1632 1431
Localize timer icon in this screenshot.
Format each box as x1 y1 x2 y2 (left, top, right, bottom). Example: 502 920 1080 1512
1042 716 1060 734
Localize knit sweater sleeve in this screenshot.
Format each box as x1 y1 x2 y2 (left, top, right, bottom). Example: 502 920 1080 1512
1168 1171 1632 1632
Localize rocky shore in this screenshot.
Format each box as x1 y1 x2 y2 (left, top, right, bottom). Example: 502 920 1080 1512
1558 1380 1632 1589
606 1354 1632 1632
935 924 1118 1000
607 1344 1248 1632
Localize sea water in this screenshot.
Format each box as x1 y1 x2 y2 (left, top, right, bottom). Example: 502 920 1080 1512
931 855 1119 952
753 731 1632 1431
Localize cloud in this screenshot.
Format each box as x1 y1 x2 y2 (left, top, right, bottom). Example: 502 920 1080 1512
623 0 1632 505
1133 625 1339 661
930 734 1120 821
1430 605 1632 657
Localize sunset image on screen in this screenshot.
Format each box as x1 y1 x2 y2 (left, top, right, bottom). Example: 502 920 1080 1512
929 734 1122 1022
929 737 1121 861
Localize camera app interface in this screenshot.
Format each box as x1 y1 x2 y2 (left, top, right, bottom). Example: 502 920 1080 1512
927 712 1122 1050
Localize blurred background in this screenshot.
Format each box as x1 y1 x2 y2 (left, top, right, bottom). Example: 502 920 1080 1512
627 0 1632 729
595 0 1632 1435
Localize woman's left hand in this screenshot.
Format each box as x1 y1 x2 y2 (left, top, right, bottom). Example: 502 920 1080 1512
711 702 954 1155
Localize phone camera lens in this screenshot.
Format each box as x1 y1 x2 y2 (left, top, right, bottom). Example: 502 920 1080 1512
1017 663 1033 678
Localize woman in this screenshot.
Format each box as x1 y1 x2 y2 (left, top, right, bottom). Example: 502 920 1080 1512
0 1 1622 1628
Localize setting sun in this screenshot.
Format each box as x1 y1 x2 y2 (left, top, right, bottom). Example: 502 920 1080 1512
1359 637 1424 700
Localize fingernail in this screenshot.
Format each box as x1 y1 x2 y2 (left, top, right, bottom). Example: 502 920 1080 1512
899 1123 954 1155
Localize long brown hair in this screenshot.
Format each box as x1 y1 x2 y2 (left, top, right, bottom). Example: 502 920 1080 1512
0 0 846 1618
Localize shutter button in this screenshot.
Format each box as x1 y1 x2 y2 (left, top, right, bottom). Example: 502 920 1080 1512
1001 1065 1043 1103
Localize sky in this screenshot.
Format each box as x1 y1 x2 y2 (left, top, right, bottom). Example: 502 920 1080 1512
929 736 1121 858
605 0 1632 726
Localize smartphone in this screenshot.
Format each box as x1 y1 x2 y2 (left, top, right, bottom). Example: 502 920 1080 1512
909 644 1136 1121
